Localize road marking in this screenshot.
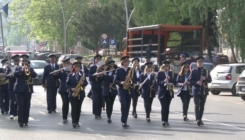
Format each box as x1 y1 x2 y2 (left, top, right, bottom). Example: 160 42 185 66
235 102 243 105
138 102 245 131
39 111 47 115
42 104 47 107
97 134 106 138
86 127 94 131
68 118 72 121
29 117 34 121
38 101 42 104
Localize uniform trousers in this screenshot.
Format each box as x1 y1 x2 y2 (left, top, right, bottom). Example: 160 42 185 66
193 94 207 121
59 92 69 120
46 87 57 112
143 96 154 118
119 90 131 123
159 91 172 122
0 84 9 113
103 94 116 119
70 96 84 124
180 91 191 116
16 89 32 124
9 90 17 116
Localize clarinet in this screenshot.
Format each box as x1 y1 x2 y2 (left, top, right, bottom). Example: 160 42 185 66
199 68 203 93
164 71 169 90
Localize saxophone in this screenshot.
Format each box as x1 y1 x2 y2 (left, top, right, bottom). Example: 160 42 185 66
72 72 86 100
123 68 134 91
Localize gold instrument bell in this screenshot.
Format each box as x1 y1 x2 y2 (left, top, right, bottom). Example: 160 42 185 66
20 54 30 76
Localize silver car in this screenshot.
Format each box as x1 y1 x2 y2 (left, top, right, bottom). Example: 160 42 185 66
30 60 48 84
236 70 245 101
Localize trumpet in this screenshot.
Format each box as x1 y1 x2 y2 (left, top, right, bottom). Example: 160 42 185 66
23 65 30 76
49 66 72 74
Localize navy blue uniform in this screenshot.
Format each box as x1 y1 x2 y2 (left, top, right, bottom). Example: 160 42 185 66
157 70 175 123
131 69 141 118
66 72 88 124
114 67 137 124
89 64 103 117
0 68 9 114
81 64 89 76
6 67 19 116
140 72 157 119
14 66 37 125
42 63 59 112
57 70 70 120
176 74 192 117
189 68 211 121
101 71 117 120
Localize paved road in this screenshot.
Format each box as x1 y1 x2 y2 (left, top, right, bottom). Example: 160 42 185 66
0 85 245 140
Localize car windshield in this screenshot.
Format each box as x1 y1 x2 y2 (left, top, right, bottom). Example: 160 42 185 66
30 61 47 69
192 63 213 71
213 65 231 73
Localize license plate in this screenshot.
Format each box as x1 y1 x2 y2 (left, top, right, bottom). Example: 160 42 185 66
241 87 245 91
212 83 220 86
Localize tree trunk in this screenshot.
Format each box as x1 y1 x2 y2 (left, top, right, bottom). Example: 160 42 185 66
231 46 238 63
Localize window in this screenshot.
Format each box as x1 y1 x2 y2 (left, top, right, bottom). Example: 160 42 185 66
236 66 245 74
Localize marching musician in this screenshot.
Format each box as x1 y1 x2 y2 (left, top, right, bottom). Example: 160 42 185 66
131 57 141 119
0 59 9 115
176 61 192 121
140 56 158 72
6 55 20 119
114 56 137 128
101 60 117 123
89 54 103 118
56 56 71 124
188 56 211 126
139 62 157 122
42 54 59 114
14 54 37 127
66 61 88 128
75 56 89 76
157 61 175 127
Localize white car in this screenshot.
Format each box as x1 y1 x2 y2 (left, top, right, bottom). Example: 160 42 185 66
208 63 245 96
30 60 48 84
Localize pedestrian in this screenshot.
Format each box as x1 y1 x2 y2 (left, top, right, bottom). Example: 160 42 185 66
0 59 9 115
66 61 88 128
188 56 212 126
14 54 37 127
176 61 192 121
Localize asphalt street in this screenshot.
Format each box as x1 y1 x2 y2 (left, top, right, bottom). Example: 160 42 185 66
0 84 245 140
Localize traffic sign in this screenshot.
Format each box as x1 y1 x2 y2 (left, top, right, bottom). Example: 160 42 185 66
101 39 108 45
110 39 116 48
101 34 107 39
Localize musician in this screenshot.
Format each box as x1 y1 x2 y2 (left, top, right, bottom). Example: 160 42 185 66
101 60 117 123
140 56 158 72
6 55 20 119
75 56 89 76
157 61 175 127
114 56 137 128
176 61 192 121
14 54 37 127
56 56 71 124
188 56 211 126
42 54 59 113
89 54 103 118
131 57 141 118
139 62 157 122
66 61 88 128
0 59 9 115
179 54 186 66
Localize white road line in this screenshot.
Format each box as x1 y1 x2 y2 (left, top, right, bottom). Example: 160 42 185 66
39 111 47 115
138 102 245 131
29 117 34 121
86 127 94 131
68 118 72 121
97 134 106 138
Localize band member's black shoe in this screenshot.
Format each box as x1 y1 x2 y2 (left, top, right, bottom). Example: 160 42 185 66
107 118 112 123
200 120 204 125
98 116 102 118
166 122 170 126
19 123 23 127
147 118 150 122
76 124 80 127
48 111 52 114
132 111 135 116
1 111 4 115
63 120 68 124
24 123 28 126
52 111 57 113
162 122 166 127
72 123 76 128
184 116 188 121
134 113 137 118
95 116 99 119
197 120 201 126
122 123 129 128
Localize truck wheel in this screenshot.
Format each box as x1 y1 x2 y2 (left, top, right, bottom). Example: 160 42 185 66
211 90 220 95
231 84 238 96
241 96 245 101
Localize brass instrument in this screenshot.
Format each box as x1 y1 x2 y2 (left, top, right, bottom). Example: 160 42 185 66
72 72 86 100
123 68 134 91
24 64 30 76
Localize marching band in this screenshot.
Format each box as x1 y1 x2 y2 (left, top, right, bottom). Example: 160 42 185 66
0 54 212 128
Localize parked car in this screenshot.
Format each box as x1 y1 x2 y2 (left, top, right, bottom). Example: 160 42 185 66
208 63 245 96
35 53 49 61
189 62 214 72
203 53 229 66
30 60 48 84
98 49 120 56
236 70 245 101
57 54 81 65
